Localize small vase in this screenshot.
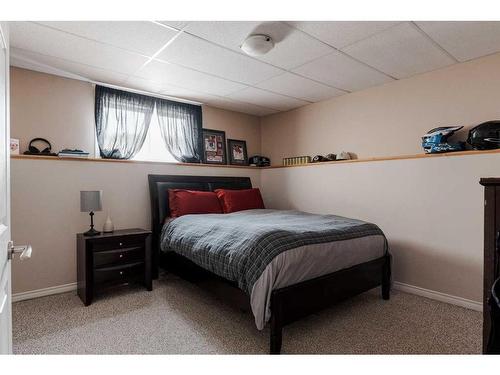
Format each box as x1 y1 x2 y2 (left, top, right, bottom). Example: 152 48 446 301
103 214 114 233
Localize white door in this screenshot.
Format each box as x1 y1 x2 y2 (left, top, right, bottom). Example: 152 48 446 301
0 22 11 355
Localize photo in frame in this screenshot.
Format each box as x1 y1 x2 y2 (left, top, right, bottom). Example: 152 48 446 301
202 128 227 165
227 139 248 166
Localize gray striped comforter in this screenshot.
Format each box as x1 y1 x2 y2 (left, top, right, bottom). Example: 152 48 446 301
160 209 387 296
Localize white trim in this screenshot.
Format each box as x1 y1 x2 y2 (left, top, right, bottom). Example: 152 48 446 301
393 281 482 312
11 280 484 313
12 282 77 303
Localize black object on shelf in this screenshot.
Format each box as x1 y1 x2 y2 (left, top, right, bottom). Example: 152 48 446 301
23 137 57 156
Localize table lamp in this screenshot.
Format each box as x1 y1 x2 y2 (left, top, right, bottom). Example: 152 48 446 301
80 190 102 236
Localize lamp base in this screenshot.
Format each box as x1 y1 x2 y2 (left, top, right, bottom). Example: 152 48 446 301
83 227 101 237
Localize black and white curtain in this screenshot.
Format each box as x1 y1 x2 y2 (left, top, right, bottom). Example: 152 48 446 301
155 98 203 163
95 85 155 159
95 85 202 162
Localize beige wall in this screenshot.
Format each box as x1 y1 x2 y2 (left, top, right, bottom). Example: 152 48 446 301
261 52 500 164
202 105 261 158
10 54 499 307
10 67 96 155
9 67 262 294
256 54 500 304
261 153 500 304
10 159 261 294
10 67 261 157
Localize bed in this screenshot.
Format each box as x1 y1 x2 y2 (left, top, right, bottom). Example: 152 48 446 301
148 174 391 354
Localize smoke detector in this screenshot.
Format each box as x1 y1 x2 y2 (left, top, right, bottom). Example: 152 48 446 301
240 34 274 56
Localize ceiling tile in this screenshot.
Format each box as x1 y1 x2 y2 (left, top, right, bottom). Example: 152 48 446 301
159 87 215 103
185 21 333 69
37 21 178 57
288 21 401 49
10 47 129 85
156 21 190 30
184 21 259 50
155 32 284 85
256 72 345 102
229 87 309 111
123 76 164 93
292 50 393 91
342 22 456 79
416 21 500 62
10 22 148 75
203 96 278 116
134 60 247 96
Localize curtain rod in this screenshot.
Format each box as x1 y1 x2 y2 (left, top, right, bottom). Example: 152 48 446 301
89 80 203 106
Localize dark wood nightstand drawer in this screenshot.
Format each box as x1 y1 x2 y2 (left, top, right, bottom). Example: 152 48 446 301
94 261 144 285
93 246 144 268
91 235 145 252
77 228 152 306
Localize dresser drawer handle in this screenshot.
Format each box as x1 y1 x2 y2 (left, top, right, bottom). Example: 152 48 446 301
119 271 123 275
119 242 123 246
119 254 123 258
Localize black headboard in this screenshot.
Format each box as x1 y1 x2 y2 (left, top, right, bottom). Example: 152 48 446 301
147 174 252 276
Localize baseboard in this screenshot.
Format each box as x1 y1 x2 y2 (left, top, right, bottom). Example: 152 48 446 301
393 281 482 312
12 282 77 302
12 280 483 312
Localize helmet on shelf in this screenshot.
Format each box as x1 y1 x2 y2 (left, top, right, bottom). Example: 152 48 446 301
421 126 465 153
467 121 500 150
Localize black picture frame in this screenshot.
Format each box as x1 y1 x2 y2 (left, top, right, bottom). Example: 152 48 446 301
202 129 227 165
227 139 248 166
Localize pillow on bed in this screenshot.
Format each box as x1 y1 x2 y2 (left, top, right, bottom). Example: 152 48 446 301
215 188 265 213
168 189 223 218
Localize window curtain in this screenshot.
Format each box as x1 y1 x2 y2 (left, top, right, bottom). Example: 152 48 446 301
155 98 203 163
95 85 155 159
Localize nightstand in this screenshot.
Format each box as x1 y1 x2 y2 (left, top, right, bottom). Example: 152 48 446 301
77 228 152 306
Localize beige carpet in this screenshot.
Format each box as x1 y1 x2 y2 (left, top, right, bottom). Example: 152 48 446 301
12 273 482 354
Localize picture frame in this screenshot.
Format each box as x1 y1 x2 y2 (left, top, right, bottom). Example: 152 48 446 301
202 128 227 165
227 139 248 166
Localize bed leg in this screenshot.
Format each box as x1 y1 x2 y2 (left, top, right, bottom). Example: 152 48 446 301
382 254 392 300
270 315 282 354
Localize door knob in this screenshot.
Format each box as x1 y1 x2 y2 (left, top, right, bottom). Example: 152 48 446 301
7 241 32 261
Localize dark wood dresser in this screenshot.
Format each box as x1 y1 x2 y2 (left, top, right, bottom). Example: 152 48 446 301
77 228 152 306
480 178 500 353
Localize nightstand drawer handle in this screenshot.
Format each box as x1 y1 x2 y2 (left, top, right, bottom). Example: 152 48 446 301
119 242 123 246
119 271 123 275
119 254 123 258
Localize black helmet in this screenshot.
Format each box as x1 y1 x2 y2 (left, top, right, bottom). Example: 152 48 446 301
467 121 500 150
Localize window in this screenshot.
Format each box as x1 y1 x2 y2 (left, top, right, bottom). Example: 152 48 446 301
95 85 202 163
132 107 177 163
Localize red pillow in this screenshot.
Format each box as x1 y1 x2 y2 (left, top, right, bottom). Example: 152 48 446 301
215 188 265 213
168 189 223 218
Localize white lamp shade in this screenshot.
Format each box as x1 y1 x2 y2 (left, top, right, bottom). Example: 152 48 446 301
80 190 102 212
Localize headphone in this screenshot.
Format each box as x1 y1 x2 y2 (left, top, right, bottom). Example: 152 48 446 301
27 138 52 154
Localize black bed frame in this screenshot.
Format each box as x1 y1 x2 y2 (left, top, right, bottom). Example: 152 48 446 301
148 174 392 354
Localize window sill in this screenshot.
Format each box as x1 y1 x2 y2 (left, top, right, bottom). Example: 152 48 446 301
10 154 262 170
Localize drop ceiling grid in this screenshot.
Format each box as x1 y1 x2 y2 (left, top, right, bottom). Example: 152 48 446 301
8 20 398 113
10 21 285 113
173 22 371 92
342 22 457 79
8 20 500 116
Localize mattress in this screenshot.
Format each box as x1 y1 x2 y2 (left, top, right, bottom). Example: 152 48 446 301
160 209 387 329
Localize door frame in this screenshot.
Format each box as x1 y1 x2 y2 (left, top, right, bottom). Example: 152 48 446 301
0 21 12 354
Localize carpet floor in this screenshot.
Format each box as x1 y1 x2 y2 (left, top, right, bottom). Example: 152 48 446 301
13 274 482 354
